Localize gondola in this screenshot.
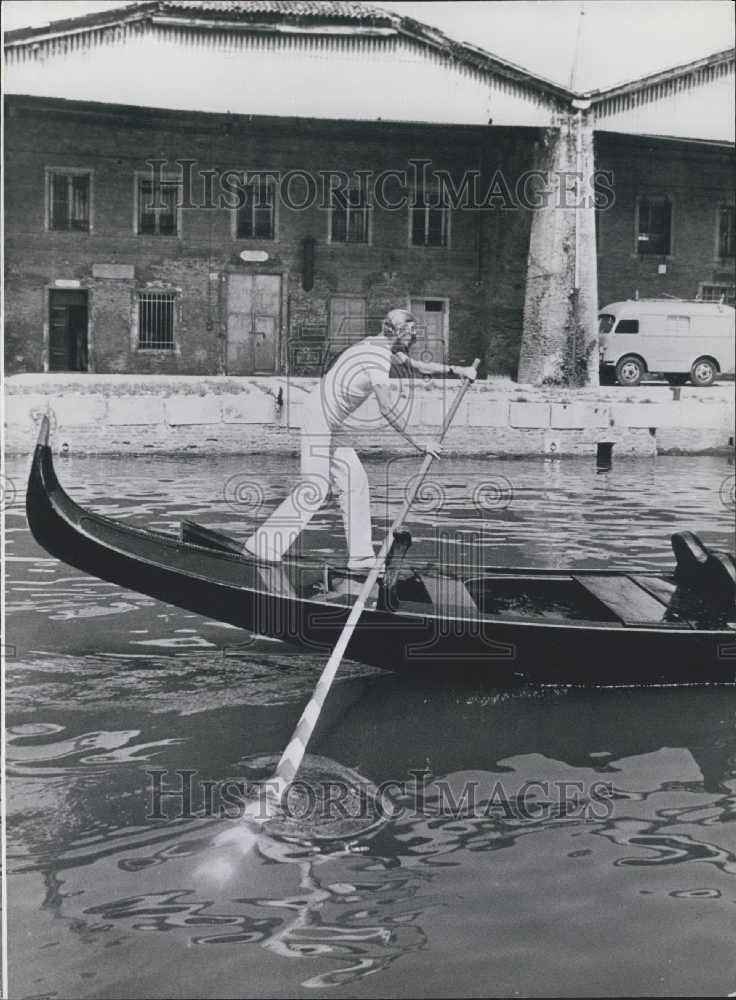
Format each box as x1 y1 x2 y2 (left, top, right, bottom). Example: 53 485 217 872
25 416 736 684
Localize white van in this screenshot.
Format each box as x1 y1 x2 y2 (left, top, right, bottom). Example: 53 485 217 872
598 299 735 386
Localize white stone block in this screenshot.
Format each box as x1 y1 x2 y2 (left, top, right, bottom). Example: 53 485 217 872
466 398 509 427
4 394 52 428
415 396 447 426
165 396 222 425
222 391 277 424
611 402 728 429
51 395 108 427
107 396 165 425
92 263 135 279
550 402 610 429
509 402 551 428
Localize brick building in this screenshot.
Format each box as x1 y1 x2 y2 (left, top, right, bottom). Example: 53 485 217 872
595 131 735 308
4 98 541 378
3 1 734 382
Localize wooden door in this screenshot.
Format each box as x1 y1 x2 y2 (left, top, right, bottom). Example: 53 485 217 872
226 274 281 374
49 290 88 372
410 298 448 364
329 296 366 344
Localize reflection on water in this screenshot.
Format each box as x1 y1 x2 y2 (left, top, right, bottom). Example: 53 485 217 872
6 684 736 997
4 453 736 997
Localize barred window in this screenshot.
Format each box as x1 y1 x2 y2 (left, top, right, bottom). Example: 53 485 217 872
236 179 275 239
411 189 449 247
699 283 736 305
718 204 735 258
138 178 179 235
330 183 369 243
138 291 176 350
48 171 90 231
637 196 671 255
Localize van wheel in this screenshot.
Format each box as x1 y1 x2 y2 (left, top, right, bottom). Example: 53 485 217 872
615 355 645 386
690 357 717 387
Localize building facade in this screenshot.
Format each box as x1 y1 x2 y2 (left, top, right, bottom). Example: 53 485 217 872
595 131 735 309
5 96 543 377
4 1 735 382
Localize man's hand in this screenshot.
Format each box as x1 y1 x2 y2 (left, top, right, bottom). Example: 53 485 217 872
419 439 442 459
452 365 477 382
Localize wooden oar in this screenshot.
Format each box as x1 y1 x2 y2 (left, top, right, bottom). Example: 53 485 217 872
254 359 481 819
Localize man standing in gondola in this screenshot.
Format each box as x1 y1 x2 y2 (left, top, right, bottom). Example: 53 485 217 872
243 308 477 570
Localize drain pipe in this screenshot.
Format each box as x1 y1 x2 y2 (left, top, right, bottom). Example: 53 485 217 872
574 106 582 295
568 0 585 298
568 2 587 383
569 99 590 380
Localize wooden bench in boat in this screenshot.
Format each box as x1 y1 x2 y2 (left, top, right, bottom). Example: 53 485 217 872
572 574 687 628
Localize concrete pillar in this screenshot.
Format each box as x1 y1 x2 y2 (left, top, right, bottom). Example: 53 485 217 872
518 108 599 386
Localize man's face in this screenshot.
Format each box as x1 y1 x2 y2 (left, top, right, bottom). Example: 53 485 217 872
391 322 417 353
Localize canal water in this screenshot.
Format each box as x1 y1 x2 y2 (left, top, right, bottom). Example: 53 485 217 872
4 452 736 999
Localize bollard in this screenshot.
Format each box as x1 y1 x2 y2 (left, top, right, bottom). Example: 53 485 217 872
596 441 614 471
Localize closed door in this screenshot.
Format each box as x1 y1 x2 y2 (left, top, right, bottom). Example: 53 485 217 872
329 296 366 343
49 290 88 372
410 298 448 364
227 274 281 374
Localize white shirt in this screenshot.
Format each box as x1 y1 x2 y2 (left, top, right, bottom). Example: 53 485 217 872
308 336 392 432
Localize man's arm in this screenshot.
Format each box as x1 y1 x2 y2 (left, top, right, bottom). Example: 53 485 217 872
394 353 477 380
372 382 441 458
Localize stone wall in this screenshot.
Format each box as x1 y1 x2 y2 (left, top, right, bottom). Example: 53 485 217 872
5 374 733 457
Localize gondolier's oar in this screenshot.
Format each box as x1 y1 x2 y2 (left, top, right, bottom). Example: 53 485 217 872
255 359 480 819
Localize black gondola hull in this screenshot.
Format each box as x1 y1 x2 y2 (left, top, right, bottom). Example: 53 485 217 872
25 418 736 684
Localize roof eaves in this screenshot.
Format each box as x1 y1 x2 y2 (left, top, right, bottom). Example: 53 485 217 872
594 129 735 150
3 0 575 102
587 47 735 102
158 1 396 25
385 14 575 102
3 2 159 45
3 0 733 111
440 35 576 101
148 13 399 38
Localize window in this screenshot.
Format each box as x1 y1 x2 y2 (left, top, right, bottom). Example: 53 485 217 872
636 196 671 255
47 170 91 231
411 189 450 247
330 183 369 243
615 319 639 334
718 204 735 258
236 178 276 239
699 283 736 305
598 314 616 334
137 176 179 235
137 291 176 350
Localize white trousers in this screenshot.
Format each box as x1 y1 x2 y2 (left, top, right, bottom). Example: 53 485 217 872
244 392 374 562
